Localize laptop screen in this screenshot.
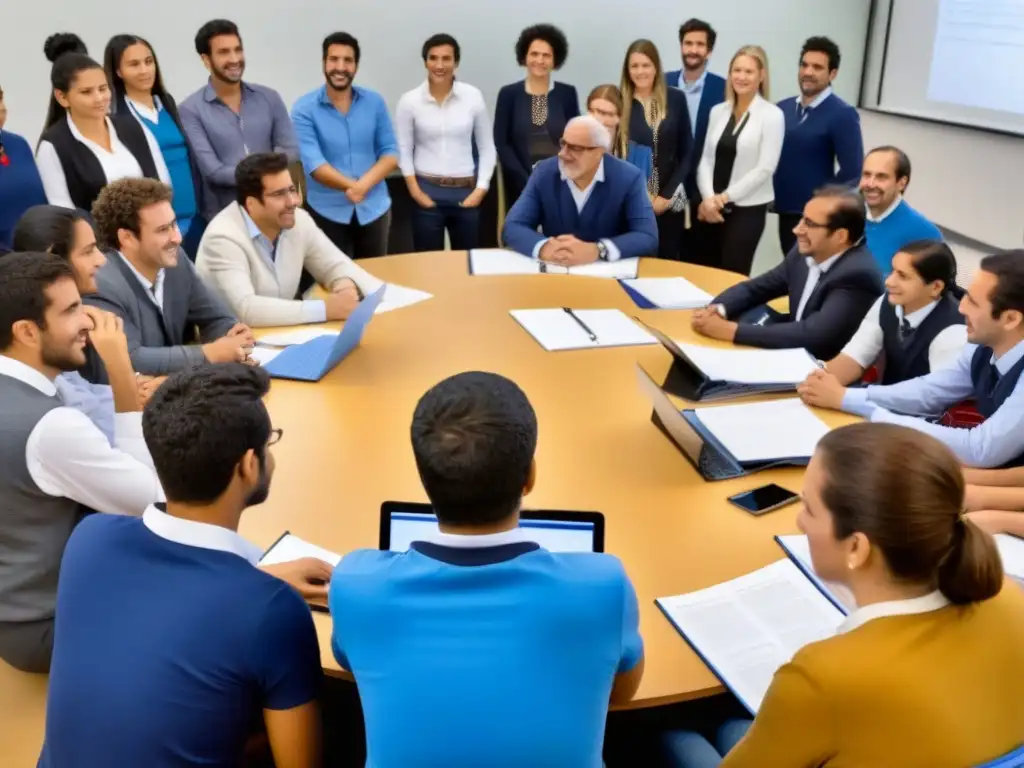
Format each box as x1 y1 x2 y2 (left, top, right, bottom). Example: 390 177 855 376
381 506 604 553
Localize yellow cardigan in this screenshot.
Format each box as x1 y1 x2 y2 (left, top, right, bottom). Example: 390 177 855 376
722 582 1024 768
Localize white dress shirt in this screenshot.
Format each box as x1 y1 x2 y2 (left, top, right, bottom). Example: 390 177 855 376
36 116 170 209
866 195 904 224
841 295 968 370
395 81 497 190
529 157 621 262
795 86 833 122
118 252 166 311
142 504 262 564
0 355 162 516
428 527 527 549
794 251 845 321
838 590 949 634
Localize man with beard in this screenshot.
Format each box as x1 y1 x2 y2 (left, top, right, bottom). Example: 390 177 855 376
502 115 658 263
773 37 864 255
0 253 163 672
40 363 330 768
291 32 399 259
85 178 251 378
859 145 943 276
179 19 299 221
197 152 384 327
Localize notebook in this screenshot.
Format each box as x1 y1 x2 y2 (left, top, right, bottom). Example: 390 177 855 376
692 399 830 464
468 249 640 279
619 277 713 309
510 308 657 351
262 285 385 381
259 532 342 614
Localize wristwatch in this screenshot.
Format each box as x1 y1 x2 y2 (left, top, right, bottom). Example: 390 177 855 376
596 241 609 261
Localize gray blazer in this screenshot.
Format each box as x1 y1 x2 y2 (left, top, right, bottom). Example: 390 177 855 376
85 250 237 377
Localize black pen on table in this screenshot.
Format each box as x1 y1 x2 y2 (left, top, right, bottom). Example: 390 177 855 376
563 307 598 342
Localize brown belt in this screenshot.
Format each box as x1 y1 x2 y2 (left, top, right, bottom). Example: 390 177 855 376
417 174 476 189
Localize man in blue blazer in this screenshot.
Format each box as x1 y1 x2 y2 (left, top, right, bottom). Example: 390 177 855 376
502 116 658 264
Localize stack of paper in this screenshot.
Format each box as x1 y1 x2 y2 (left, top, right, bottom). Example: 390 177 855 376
674 344 819 385
259 533 342 567
510 308 658 351
657 559 846 713
693 399 831 463
469 249 639 279
621 277 713 309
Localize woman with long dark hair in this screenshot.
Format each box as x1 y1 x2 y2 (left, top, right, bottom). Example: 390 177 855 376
104 34 204 252
35 33 168 213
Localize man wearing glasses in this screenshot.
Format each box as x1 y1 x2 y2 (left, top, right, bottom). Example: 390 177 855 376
501 115 658 264
196 152 384 328
691 185 883 360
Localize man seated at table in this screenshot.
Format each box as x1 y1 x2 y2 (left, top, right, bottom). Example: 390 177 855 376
501 115 658 265
799 251 1024 469
84 178 253 380
0 253 162 674
40 364 329 768
329 371 645 767
691 185 882 360
196 152 384 328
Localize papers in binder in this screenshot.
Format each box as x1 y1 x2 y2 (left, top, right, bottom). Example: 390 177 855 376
259 533 342 568
510 308 658 351
621 277 713 309
258 328 337 347
656 559 846 713
375 284 433 314
673 343 819 385
249 347 283 367
775 535 857 613
693 399 830 463
469 249 639 278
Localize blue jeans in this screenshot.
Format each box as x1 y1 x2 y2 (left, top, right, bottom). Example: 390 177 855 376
662 719 752 768
411 180 480 252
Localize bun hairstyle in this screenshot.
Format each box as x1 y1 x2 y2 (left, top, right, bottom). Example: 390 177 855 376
41 32 104 133
900 239 964 300
817 423 1003 605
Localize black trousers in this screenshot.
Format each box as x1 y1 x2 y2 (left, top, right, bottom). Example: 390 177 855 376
777 212 802 256
0 616 54 673
307 205 391 259
702 203 768 275
656 209 686 261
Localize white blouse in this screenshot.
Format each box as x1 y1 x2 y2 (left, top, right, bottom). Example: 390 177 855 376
36 116 171 209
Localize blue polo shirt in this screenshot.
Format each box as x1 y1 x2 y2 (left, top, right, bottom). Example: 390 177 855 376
329 532 644 768
39 507 322 768
291 85 398 226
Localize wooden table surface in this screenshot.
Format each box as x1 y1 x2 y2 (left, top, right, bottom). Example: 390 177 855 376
0 251 855 767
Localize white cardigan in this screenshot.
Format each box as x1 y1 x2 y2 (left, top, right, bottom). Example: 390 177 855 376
697 93 785 207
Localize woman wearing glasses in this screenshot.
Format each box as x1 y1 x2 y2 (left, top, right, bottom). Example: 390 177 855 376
586 84 654 182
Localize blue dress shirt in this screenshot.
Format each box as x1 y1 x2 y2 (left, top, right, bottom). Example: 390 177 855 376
56 372 115 446
841 340 1024 467
676 69 708 136
291 85 398 227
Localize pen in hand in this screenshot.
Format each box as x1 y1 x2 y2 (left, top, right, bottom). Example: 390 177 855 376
563 307 598 342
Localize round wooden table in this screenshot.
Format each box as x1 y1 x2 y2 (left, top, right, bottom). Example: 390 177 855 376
249 250 856 709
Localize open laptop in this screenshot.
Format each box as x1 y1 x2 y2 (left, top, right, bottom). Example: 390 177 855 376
262 284 386 381
379 502 605 553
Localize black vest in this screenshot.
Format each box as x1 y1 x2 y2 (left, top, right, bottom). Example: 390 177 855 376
970 345 1024 467
40 114 160 212
879 295 965 385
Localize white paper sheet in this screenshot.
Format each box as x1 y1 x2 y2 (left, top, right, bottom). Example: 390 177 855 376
258 328 338 347
509 308 658 351
259 533 342 567
994 534 1024 581
558 259 640 279
375 284 433 314
657 559 846 713
469 249 639 279
622 277 713 308
673 343 819 385
693 399 830 463
776 535 858 613
248 347 283 366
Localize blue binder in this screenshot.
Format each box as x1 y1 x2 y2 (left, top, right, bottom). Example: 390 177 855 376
262 285 385 382
618 280 658 309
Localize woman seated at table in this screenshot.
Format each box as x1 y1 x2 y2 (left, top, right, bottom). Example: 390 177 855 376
811 239 966 386
36 33 167 213
0 85 48 250
663 423 1024 768
494 24 579 210
586 84 654 182
618 40 693 261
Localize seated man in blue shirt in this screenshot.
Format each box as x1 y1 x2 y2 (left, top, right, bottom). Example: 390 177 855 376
502 115 658 264
799 250 1024 469
292 32 399 259
329 371 645 767
40 363 330 768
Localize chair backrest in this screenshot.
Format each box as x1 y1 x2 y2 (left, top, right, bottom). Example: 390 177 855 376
977 744 1024 768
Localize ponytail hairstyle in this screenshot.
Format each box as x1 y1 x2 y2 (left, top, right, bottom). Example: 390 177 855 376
586 84 627 159
817 423 1003 605
900 239 964 300
42 33 104 134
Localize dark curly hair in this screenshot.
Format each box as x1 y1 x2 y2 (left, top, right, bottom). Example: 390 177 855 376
91 177 173 249
515 24 568 69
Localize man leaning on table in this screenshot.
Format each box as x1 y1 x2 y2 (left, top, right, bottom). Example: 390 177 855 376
501 115 658 265
197 152 383 327
799 251 1024 469
691 185 882 360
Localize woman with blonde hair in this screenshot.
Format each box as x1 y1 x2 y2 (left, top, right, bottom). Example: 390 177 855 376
585 84 652 179
697 45 784 275
618 40 693 261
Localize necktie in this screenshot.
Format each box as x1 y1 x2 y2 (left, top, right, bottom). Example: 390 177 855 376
899 317 914 341
798 104 811 124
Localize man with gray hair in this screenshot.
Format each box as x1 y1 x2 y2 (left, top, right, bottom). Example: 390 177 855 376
501 115 658 264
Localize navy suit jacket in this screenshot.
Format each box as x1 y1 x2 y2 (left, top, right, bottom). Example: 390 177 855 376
665 70 726 199
713 241 884 360
501 155 658 260
494 81 580 194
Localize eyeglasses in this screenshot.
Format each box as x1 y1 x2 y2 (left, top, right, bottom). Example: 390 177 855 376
559 139 600 155
267 428 284 447
798 216 832 231
265 186 300 200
